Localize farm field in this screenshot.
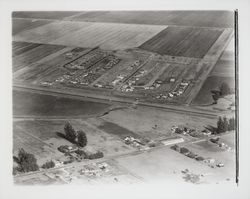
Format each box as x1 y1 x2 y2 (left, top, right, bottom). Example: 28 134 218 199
13 21 167 50
13 11 81 20
140 26 224 58
192 37 235 106
13 43 65 72
13 21 90 44
70 11 234 28
13 90 110 117
12 18 52 35
12 41 42 57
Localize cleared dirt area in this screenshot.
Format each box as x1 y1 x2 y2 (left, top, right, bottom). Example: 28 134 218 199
140 26 223 58
13 90 110 117
70 11 234 28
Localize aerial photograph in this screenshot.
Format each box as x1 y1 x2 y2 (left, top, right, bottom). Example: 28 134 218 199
12 10 236 185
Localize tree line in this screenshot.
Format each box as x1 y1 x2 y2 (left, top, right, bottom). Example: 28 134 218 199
212 82 232 104
216 116 236 134
64 122 87 147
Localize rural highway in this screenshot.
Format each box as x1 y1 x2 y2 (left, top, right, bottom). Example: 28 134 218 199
13 83 220 119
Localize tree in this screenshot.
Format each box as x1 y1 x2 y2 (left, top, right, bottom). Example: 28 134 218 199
64 122 77 143
220 82 231 96
217 117 224 134
41 160 55 169
229 117 235 131
77 130 87 147
212 93 220 104
223 117 229 132
16 148 39 172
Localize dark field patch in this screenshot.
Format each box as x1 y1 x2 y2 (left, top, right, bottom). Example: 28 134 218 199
97 120 139 139
140 26 223 58
12 18 51 35
13 11 81 20
210 60 235 76
71 11 234 28
13 90 110 117
192 76 235 105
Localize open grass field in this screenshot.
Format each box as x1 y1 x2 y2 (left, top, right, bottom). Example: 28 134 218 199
12 18 52 35
13 90 110 117
139 26 224 58
13 11 81 20
70 11 234 28
101 106 216 141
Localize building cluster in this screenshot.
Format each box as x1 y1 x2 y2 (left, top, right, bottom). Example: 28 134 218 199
80 162 110 177
210 137 233 152
123 136 152 150
168 81 189 98
171 144 224 168
41 52 120 88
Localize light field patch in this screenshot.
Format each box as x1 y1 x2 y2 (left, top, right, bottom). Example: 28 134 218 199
13 21 167 50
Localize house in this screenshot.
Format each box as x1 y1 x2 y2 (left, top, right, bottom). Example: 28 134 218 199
170 78 175 82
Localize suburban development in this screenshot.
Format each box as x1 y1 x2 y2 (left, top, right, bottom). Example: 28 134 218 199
12 11 236 185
